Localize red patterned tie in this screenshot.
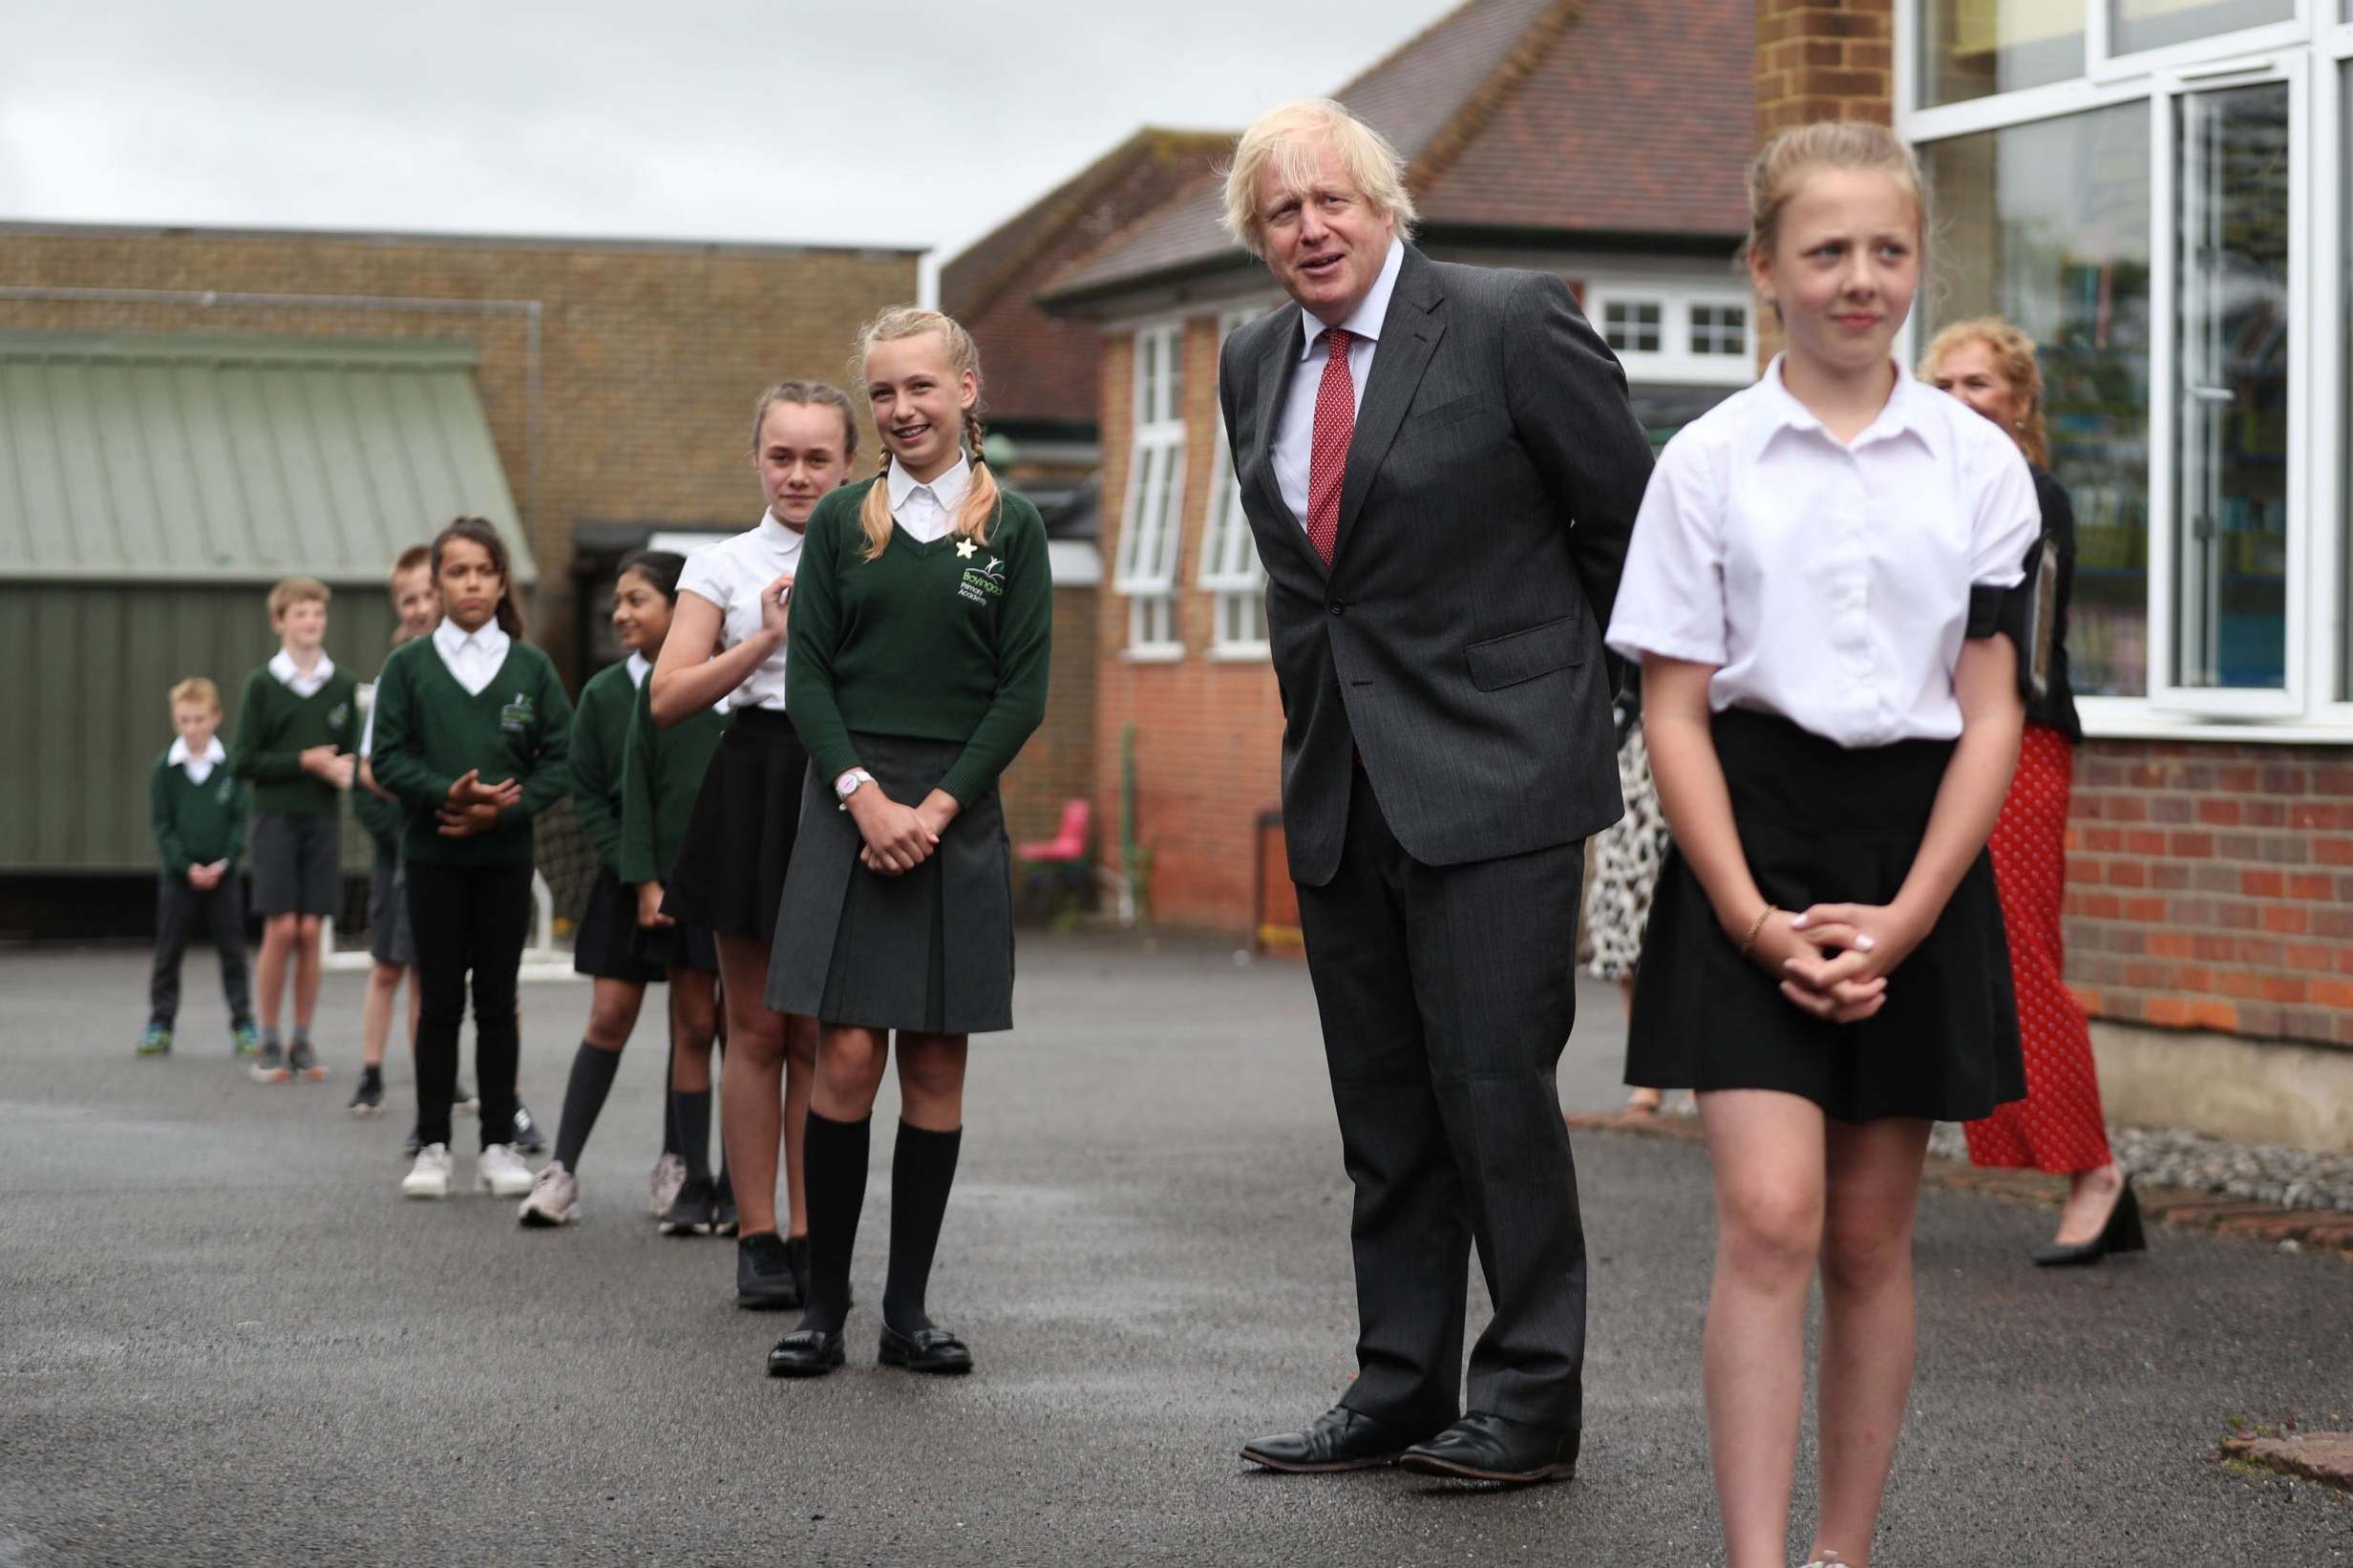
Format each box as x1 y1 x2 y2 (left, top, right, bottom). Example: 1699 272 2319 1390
1305 327 1355 566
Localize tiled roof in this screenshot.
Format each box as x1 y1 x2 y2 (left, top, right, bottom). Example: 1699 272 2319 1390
1042 0 1751 306
942 129 1230 427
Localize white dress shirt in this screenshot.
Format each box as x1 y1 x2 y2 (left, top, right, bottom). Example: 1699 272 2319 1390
267 647 336 698
1273 236 1405 529
168 734 226 786
432 616 513 698
1605 356 2039 749
886 455 972 544
625 650 650 689
677 510 807 711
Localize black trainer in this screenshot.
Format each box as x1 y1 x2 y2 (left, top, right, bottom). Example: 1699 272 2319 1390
347 1070 385 1117
710 1174 739 1238
735 1232 802 1310
511 1103 547 1155
661 1174 716 1238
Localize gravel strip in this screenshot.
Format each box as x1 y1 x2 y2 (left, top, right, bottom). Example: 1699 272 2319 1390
1925 1121 2353 1212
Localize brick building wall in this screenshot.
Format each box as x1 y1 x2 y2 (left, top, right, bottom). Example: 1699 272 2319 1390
1756 0 1893 132
0 224 918 683
1091 321 1286 932
999 581 1101 856
2066 742 2353 1049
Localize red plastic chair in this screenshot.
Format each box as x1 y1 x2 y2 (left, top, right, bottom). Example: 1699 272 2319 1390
1015 798 1092 915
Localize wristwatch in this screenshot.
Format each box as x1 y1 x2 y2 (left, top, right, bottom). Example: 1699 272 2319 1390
834 768 875 810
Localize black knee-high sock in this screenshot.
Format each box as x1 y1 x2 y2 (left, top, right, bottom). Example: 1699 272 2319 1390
799 1111 871 1333
659 1037 681 1158
553 1041 625 1173
882 1121 963 1334
673 1088 712 1183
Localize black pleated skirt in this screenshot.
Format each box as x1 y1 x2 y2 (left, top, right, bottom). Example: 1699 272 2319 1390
1625 709 2024 1124
661 708 806 943
765 731 1014 1034
574 867 666 984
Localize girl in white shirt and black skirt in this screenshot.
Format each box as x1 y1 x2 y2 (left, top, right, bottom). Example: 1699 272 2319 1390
1604 123 2035 1568
649 382 857 1309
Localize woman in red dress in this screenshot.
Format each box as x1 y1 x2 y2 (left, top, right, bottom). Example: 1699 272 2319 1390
1922 318 2145 1267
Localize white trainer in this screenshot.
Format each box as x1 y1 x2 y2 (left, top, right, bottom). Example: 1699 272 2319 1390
519 1161 581 1227
650 1152 688 1219
476 1142 534 1198
401 1143 455 1200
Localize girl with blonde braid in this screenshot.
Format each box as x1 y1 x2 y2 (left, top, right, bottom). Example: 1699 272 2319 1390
763 307 1050 1379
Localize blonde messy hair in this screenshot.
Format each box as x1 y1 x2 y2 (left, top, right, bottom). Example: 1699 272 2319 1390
168 676 221 716
1745 120 1927 276
851 307 1000 562
1920 317 2049 469
1220 98 1419 260
266 577 330 620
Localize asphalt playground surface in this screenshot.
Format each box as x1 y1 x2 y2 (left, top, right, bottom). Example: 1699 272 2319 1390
1 933 2347 1566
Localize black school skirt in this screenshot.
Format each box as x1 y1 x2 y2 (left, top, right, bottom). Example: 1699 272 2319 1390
574 866 665 985
661 708 805 944
765 732 1014 1034
1625 709 2025 1124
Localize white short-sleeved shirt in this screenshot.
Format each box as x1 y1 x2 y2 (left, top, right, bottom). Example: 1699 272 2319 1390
676 510 807 711
1605 356 2039 749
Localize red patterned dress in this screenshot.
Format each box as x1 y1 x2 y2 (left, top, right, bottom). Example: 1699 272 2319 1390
1964 723 2111 1172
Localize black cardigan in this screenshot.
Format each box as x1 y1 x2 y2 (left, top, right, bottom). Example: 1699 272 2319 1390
2026 466 2085 742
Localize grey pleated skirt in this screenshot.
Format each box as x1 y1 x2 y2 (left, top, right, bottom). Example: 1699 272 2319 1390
765 731 1015 1034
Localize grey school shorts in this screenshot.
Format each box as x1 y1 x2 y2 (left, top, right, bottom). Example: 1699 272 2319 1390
249 809 341 917
367 854 416 967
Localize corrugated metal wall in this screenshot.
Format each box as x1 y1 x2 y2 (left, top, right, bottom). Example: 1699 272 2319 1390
3 583 395 872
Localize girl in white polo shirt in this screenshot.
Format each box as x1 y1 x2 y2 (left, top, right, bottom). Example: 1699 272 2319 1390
648 381 857 1309
1604 122 2036 1568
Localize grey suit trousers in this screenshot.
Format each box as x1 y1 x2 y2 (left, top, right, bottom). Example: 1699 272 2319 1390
1296 765 1588 1435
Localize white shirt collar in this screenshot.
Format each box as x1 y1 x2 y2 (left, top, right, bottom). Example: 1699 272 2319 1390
625 650 650 688
1297 235 1406 359
886 455 973 516
757 507 806 547
433 616 511 664
1753 354 1943 460
167 735 226 768
267 647 336 695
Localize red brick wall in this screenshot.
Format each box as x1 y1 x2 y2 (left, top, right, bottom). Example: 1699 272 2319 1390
2067 741 2353 1049
1756 0 1894 132
1000 582 1100 855
1091 319 1287 934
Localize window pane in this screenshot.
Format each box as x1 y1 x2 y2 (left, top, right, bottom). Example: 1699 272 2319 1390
1691 305 1748 356
1918 0 2084 108
2173 80 2290 690
1139 332 1159 423
2112 0 2293 55
1925 103 2152 696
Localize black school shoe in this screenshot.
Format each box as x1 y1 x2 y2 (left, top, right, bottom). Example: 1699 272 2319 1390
347 1070 385 1117
879 1322 972 1375
661 1175 717 1238
734 1232 803 1310
766 1327 844 1378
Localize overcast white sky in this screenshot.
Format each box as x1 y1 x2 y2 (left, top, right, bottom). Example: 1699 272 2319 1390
0 0 1452 271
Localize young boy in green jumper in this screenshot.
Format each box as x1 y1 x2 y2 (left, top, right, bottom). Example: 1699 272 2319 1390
142 678 259 1056
231 577 360 1084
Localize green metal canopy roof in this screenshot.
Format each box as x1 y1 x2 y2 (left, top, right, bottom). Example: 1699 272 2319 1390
0 331 533 585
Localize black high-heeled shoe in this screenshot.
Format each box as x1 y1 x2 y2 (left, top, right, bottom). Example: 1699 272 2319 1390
2032 1175 2147 1267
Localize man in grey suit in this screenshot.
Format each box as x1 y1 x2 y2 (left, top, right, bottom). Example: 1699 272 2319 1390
1221 99 1653 1485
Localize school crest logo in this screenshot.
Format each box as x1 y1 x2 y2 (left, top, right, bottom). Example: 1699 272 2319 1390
216 778 236 805
329 701 351 731
957 554 1007 607
498 690 535 734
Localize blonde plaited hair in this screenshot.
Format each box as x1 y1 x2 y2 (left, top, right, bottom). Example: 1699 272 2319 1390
1221 98 1418 260
850 307 1000 562
1744 121 1928 296
1920 317 2050 470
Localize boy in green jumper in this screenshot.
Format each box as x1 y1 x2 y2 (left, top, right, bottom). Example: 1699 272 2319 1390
231 578 360 1084
142 678 258 1056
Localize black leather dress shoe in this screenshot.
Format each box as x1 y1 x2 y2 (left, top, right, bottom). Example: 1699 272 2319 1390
879 1322 973 1374
1399 1412 1579 1485
1240 1407 1434 1473
766 1327 844 1378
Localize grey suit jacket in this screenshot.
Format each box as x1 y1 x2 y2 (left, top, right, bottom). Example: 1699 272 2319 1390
1218 244 1655 886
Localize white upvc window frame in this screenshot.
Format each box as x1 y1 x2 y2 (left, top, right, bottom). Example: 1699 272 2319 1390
1582 281 1758 386
1115 319 1187 662
1199 307 1269 661
1897 1 2353 740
